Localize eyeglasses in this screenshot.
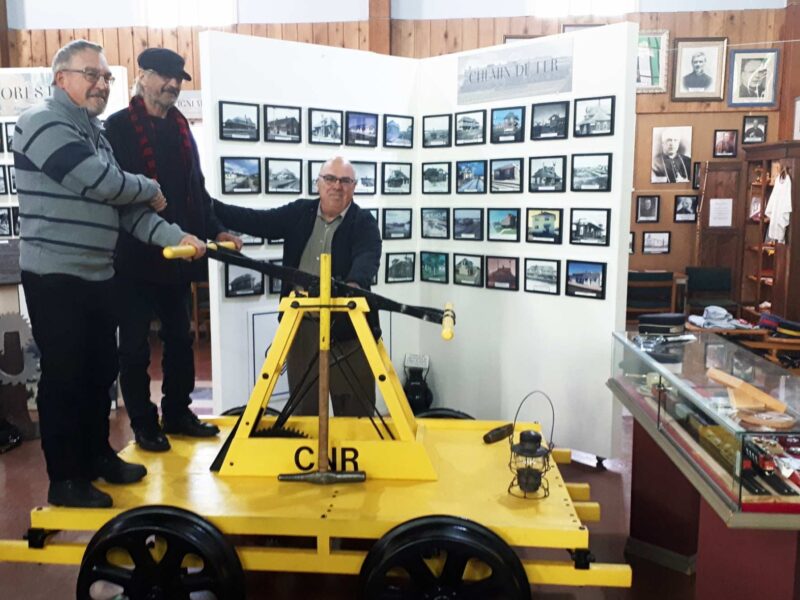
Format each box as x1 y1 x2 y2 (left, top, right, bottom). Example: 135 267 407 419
319 174 356 186
60 68 115 85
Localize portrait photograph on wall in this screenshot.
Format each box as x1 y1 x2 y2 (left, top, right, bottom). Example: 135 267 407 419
651 126 692 183
453 253 483 287
526 208 563 244
0 207 10 237
728 49 780 107
490 158 523 193
456 160 487 193
672 37 727 101
566 260 606 299
220 157 261 194
742 116 767 144
629 232 635 254
268 259 283 294
573 96 615 137
382 208 412 240
225 263 264 298
529 156 566 192
636 195 660 223
531 101 569 140
637 30 669 93
352 161 377 195
713 129 738 158
570 208 610 246
382 162 412 194
420 251 449 284
421 162 451 194
643 231 672 254
487 208 521 242
421 207 450 239
490 106 525 143
219 101 259 141
455 109 486 145
8 166 15 195
571 153 611 192
423 114 452 147
264 104 301 143
308 160 324 195
524 258 560 295
265 158 301 194
383 114 414 148
386 252 415 283
0 166 7 195
486 256 519 291
345 111 378 147
674 194 699 222
308 108 343 145
5 122 13 152
453 208 484 241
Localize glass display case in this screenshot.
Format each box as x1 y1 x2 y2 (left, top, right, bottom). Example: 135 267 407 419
610 330 800 516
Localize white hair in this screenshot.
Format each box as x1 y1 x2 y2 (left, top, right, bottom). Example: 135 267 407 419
51 39 103 82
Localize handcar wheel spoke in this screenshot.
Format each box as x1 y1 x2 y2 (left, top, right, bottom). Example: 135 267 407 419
89 563 135 588
439 548 470 587
399 554 437 588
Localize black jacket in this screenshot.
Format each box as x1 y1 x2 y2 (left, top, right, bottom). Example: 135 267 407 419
103 108 225 284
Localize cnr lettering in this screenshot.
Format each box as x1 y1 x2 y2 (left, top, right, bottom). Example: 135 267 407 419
294 446 360 472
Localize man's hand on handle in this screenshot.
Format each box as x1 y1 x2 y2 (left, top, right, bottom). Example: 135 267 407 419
215 231 243 251
178 234 206 260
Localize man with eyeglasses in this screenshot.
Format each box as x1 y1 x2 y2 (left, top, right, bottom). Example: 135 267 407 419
214 156 381 416
13 40 206 508
104 48 241 453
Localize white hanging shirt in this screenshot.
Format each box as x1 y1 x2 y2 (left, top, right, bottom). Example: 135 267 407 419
765 174 793 242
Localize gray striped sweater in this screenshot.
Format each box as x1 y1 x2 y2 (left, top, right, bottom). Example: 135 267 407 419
14 88 186 281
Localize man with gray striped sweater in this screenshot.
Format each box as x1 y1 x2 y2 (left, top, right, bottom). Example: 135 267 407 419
14 40 205 508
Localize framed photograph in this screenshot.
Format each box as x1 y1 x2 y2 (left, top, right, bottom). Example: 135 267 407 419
386 252 415 283
421 207 450 239
225 263 264 298
308 108 343 145
267 238 283 245
345 111 378 147
421 162 451 194
713 129 738 158
264 104 301 143
486 256 519 291
571 153 612 192
308 160 324 195
490 158 523 193
629 232 635 255
490 106 525 143
455 110 486 146
456 160 487 194
526 208 562 244
570 208 610 246
573 96 615 137
531 101 569 140
453 254 483 287
672 37 727 101
352 161 377 195
742 116 767 145
420 251 449 284
566 260 606 300
265 158 301 194
0 126 5 153
218 101 259 141
220 157 261 194
524 258 560 295
384 114 413 148
8 166 15 195
487 208 521 242
0 207 11 237
529 156 566 193
728 49 779 107
453 208 484 241
422 114 452 148
651 126 692 184
382 162 412 195
268 259 283 294
11 206 19 237
637 30 670 94
692 161 702 190
674 194 699 222
643 231 671 255
636 195 660 223
0 166 7 195
366 208 379 223
382 208 412 240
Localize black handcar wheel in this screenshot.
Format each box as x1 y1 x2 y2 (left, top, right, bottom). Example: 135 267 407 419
359 515 530 600
415 408 475 420
76 505 245 600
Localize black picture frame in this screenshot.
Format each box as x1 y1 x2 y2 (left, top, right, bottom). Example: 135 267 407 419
383 114 414 148
570 208 611 246
713 129 738 158
345 111 379 147
0 206 11 238
692 161 702 190
571 153 612 192
490 106 525 143
220 157 261 194
420 251 449 284
524 258 560 295
382 208 412 240
529 155 566 193
308 108 343 145
490 158 523 193
265 158 302 194
643 231 672 254
0 166 7 195
268 259 283 294
636 195 660 223
225 263 264 298
4 123 13 153
526 207 563 244
422 114 452 148
11 206 19 237
573 96 615 137
421 207 450 239
454 109 486 146
421 162 451 194
456 160 487 194
385 252 415 283
218 101 259 141
487 208 521 242
485 256 519 291
674 194 699 223
264 104 301 143
629 232 635 255
308 160 325 195
453 253 484 287
382 162 412 195
742 115 768 145
0 126 5 152
352 161 377 195
566 260 606 299
8 166 15 195
531 101 569 140
453 208 484 241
